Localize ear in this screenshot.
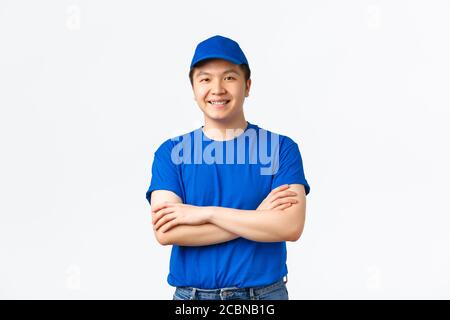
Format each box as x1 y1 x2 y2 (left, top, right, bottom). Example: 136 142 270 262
245 78 252 97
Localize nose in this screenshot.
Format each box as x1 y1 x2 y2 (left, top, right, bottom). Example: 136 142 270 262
211 79 226 95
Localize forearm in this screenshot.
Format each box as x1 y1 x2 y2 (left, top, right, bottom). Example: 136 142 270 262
156 223 239 246
206 207 300 242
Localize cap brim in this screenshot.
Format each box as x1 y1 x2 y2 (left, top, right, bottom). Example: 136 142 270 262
190 54 246 69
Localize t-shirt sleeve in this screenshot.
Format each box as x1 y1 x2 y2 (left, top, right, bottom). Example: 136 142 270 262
145 140 185 205
271 141 311 196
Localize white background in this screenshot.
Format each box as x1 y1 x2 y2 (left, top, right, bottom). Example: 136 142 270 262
1 0 449 299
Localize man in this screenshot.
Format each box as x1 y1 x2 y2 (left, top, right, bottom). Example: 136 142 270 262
146 35 310 300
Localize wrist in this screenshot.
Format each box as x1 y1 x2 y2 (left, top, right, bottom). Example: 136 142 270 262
204 206 215 223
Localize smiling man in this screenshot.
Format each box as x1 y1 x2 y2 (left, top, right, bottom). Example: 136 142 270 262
145 35 310 300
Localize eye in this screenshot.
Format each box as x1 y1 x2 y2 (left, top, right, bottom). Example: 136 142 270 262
224 76 235 80
200 78 209 82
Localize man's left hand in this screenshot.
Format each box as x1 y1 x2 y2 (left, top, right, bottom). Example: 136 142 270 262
152 202 210 233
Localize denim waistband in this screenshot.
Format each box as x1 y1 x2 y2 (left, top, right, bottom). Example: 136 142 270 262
177 275 288 296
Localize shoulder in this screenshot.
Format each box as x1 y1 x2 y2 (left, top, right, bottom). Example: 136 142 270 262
252 123 299 152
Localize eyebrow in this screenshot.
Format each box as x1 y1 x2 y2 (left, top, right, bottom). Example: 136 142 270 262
195 69 241 78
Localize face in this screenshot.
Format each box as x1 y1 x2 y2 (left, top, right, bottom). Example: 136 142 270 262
192 59 251 124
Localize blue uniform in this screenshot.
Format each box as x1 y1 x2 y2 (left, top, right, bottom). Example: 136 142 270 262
146 122 310 289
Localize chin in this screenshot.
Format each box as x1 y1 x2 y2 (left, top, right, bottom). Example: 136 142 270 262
203 108 231 118
206 114 230 121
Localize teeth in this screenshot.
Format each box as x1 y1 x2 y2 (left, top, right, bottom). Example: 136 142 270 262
209 100 228 105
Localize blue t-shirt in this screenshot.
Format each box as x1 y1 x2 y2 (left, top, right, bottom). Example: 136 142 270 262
146 122 310 289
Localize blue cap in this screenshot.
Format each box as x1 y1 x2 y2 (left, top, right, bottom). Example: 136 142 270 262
190 35 249 70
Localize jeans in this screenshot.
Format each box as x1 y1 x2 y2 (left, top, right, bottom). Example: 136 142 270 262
172 276 289 300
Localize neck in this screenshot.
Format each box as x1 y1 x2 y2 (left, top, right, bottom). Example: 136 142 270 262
202 115 248 141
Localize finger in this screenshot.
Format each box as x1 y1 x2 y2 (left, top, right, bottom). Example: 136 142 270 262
273 202 292 211
153 207 175 226
269 190 297 203
270 184 289 195
160 219 180 233
151 201 169 213
274 190 297 198
152 207 170 224
270 198 298 209
151 202 168 213
153 207 175 225
267 191 297 203
155 212 177 231
155 213 175 231
153 201 176 213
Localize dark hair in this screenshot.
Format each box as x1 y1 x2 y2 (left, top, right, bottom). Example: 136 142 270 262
189 58 251 87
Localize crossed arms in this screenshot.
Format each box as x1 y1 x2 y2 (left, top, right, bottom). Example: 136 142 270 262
150 184 306 246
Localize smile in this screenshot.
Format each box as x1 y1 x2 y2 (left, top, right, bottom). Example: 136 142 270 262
208 100 230 106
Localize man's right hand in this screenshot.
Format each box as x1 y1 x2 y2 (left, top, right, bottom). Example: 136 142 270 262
256 184 298 211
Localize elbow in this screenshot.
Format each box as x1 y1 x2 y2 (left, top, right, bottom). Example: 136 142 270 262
154 229 171 246
288 230 302 242
286 207 306 242
287 225 304 242
157 237 169 246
